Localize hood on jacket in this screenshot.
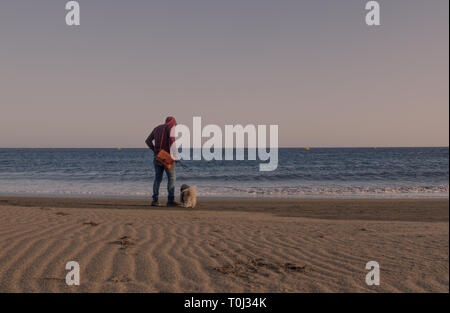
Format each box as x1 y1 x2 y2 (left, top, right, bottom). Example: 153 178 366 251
165 116 177 130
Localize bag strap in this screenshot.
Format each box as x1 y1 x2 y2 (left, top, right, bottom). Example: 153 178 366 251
159 125 167 151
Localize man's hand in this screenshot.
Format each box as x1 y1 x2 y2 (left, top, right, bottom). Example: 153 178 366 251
145 130 155 151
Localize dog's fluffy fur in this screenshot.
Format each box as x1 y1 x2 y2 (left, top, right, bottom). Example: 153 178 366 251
180 184 197 208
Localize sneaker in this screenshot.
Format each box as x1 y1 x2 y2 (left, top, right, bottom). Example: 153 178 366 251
151 200 163 207
166 201 181 207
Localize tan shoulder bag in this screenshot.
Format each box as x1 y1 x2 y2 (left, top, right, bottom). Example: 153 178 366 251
155 126 175 169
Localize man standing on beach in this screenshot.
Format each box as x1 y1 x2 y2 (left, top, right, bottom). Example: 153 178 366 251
145 116 178 207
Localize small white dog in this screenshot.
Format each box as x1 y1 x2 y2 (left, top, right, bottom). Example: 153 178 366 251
180 184 197 208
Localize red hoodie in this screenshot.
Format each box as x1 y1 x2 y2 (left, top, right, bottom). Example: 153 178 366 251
145 117 177 155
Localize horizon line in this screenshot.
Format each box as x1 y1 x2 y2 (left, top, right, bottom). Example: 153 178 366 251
0 146 448 149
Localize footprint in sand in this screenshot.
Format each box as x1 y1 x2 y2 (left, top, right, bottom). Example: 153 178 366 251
109 276 132 283
213 258 309 277
110 236 136 250
55 212 70 216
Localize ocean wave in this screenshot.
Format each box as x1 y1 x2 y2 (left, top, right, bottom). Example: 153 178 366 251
0 184 448 199
0 147 448 198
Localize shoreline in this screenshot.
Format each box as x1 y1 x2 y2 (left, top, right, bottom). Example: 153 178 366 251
1 196 448 222
1 193 448 200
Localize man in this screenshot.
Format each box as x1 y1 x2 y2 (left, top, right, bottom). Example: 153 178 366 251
145 116 178 206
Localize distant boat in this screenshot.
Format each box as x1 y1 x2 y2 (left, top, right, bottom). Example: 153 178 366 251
305 147 310 151
116 147 122 151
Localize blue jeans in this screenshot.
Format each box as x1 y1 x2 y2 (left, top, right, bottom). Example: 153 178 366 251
153 158 176 202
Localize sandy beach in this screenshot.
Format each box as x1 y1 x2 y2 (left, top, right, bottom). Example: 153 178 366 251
0 197 448 293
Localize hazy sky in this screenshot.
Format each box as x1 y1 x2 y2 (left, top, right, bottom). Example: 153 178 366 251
0 0 448 148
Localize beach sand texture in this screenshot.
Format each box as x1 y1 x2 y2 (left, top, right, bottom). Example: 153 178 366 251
0 197 448 292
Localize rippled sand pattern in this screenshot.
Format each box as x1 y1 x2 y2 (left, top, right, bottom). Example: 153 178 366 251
0 204 448 292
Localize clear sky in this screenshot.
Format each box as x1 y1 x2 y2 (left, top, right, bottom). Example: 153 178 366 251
0 0 448 148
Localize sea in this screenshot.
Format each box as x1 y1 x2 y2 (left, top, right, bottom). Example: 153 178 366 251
0 148 448 199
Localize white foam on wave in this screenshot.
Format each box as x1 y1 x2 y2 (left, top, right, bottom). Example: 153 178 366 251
0 180 448 199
